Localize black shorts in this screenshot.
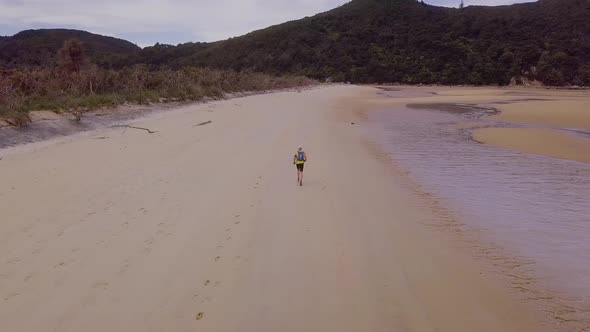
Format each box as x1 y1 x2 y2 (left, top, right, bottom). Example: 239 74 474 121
296 163 304 171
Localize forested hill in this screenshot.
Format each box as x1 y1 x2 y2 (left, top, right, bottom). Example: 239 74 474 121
128 0 590 86
2 0 589 86
0 29 140 68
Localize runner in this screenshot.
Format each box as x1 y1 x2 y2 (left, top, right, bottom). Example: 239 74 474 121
293 145 307 186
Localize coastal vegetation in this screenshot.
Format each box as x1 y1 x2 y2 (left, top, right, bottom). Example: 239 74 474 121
0 39 314 126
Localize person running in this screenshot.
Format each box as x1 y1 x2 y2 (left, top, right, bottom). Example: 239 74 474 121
293 145 307 186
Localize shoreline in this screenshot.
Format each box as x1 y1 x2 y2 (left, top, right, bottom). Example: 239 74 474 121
3 83 589 153
0 85 317 152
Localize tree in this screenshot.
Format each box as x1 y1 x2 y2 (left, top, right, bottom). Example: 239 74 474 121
57 39 86 72
460 0 464 9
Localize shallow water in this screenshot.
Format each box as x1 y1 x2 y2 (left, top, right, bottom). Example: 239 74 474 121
369 105 590 321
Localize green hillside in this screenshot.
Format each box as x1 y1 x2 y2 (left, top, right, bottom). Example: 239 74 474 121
2 0 589 86
0 29 140 68
128 0 590 86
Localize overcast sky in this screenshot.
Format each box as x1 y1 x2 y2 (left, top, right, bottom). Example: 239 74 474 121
0 0 537 47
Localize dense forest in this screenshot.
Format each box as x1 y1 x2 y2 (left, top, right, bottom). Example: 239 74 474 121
126 0 590 86
1 0 590 86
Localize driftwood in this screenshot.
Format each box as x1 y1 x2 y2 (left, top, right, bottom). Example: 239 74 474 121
112 125 158 134
193 120 212 127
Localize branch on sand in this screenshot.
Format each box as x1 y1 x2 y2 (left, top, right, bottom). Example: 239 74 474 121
193 120 212 127
112 125 158 134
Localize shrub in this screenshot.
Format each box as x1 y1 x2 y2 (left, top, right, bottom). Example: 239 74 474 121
0 66 315 125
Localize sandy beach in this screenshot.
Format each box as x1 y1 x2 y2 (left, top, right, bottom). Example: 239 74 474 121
1 85 588 331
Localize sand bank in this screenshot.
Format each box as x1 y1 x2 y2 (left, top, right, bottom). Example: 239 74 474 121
492 100 590 129
473 127 590 164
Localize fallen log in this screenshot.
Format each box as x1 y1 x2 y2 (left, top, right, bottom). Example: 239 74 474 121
112 125 158 134
193 120 213 127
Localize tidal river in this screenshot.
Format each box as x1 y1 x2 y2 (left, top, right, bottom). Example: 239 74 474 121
368 101 590 327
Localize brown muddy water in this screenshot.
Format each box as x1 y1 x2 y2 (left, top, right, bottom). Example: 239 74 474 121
368 102 590 328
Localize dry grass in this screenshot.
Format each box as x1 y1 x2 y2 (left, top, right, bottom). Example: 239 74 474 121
0 66 316 126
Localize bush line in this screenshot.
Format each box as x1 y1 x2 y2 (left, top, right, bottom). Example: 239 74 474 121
0 65 316 126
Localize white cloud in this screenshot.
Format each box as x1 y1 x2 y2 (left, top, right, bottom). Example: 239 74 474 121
0 0 537 46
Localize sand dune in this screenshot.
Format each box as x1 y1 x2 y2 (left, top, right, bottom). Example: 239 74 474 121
0 85 556 331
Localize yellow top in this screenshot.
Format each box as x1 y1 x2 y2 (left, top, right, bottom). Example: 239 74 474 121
295 151 306 165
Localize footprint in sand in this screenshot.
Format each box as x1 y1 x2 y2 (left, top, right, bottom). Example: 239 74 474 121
118 261 131 275
54 262 66 268
214 256 221 262
6 257 21 265
24 273 34 282
93 281 110 290
4 292 20 301
204 280 211 286
196 312 205 320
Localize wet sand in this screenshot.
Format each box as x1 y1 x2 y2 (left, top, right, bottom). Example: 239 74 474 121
0 85 548 332
361 85 590 331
